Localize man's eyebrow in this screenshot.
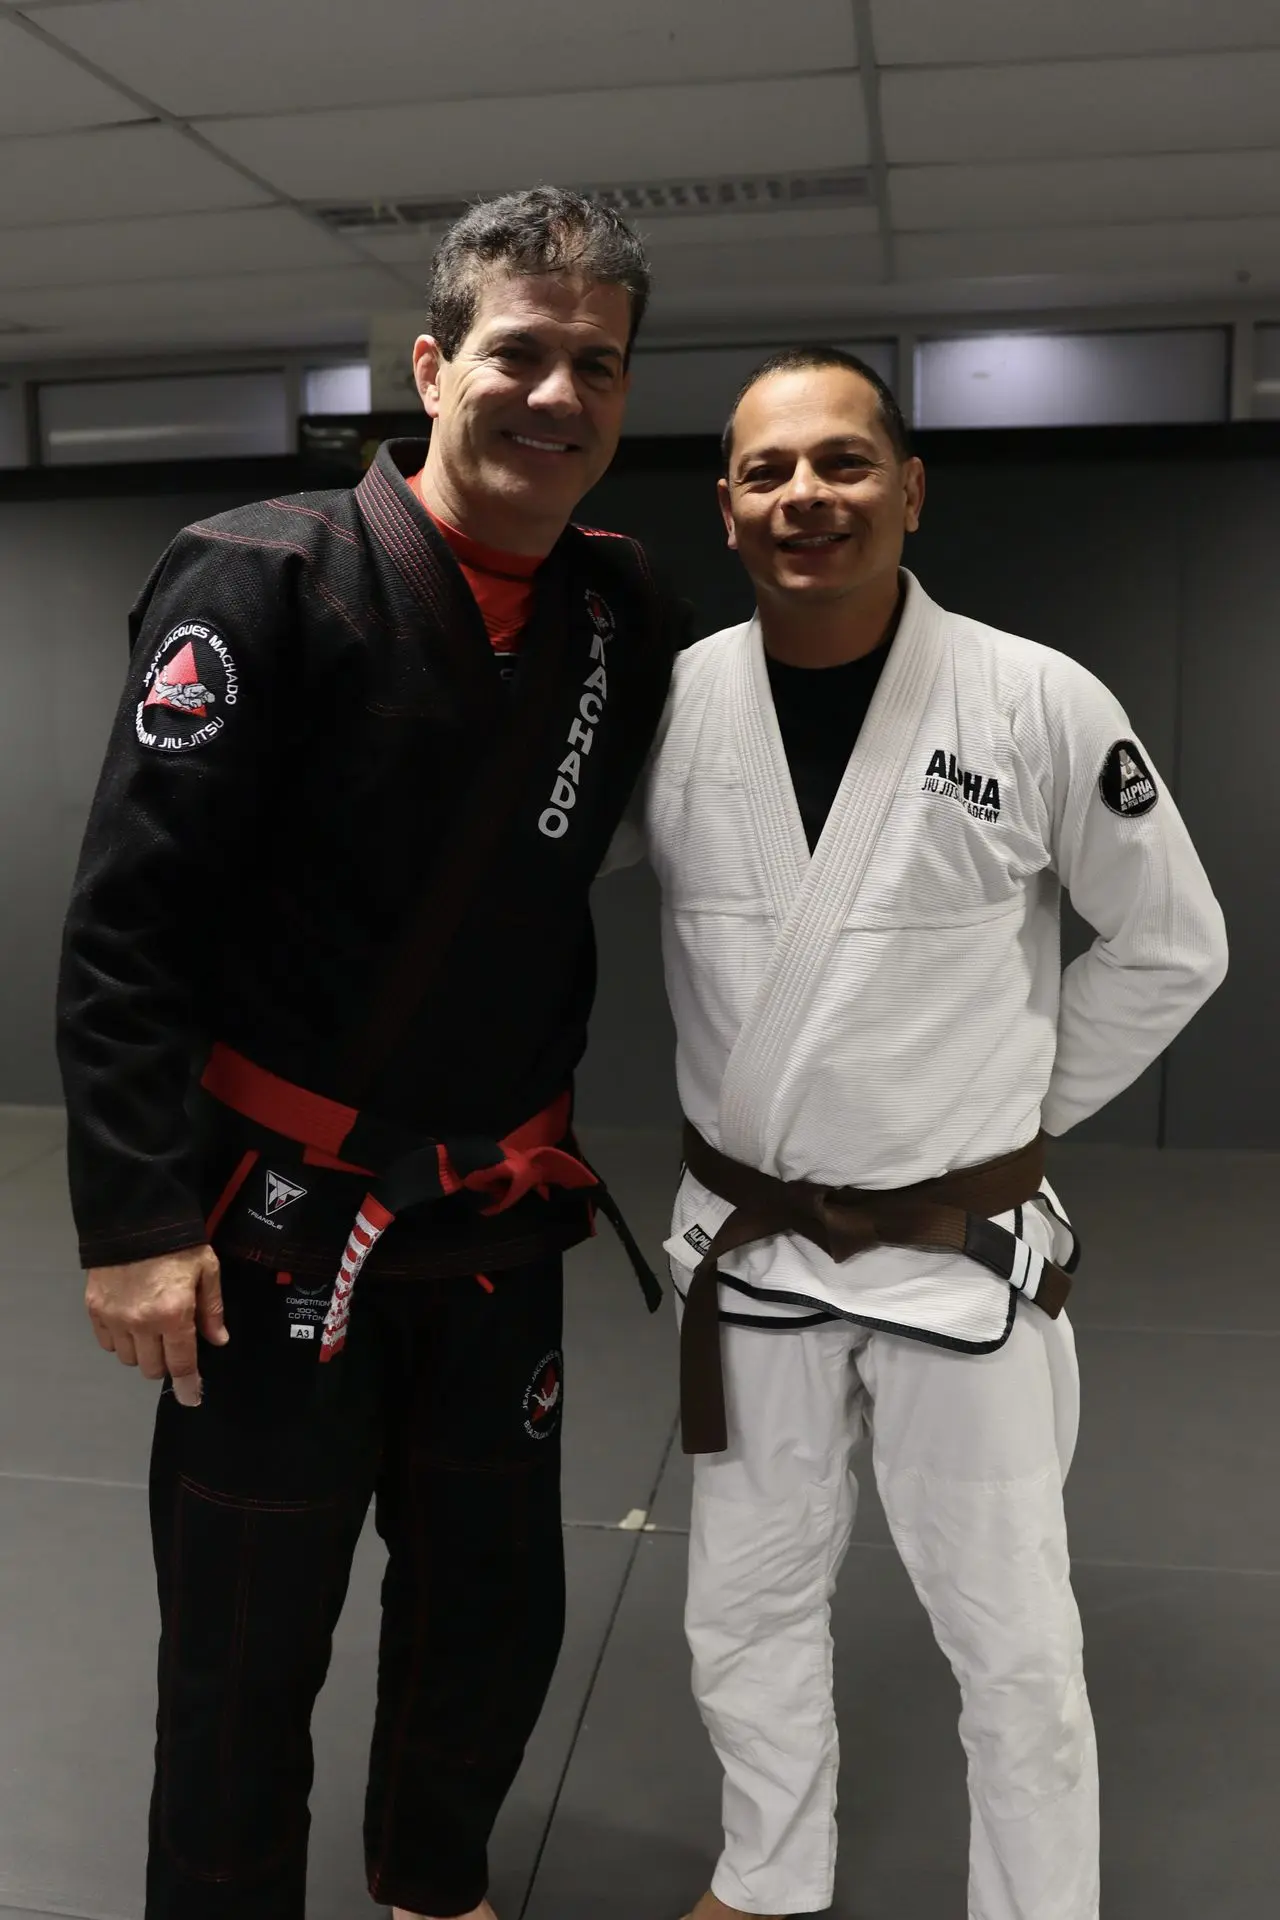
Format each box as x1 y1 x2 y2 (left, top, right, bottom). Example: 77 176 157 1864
736 434 878 466
484 328 623 363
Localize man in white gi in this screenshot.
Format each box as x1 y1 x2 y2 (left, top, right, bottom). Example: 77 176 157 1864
634 348 1228 1919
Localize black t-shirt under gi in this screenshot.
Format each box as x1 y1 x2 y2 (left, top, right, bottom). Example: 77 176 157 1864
765 636 894 853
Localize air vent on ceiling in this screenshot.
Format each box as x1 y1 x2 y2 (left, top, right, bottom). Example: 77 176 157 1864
313 169 874 235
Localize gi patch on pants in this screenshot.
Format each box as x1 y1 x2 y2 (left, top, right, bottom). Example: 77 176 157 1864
522 1350 563 1441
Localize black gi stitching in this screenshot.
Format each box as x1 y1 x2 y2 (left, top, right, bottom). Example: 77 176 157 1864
267 498 361 546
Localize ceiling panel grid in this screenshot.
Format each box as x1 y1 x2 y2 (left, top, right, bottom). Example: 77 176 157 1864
872 0 1280 65
33 0 858 117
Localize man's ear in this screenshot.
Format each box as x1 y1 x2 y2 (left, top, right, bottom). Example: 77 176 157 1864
903 455 926 535
413 336 445 418
717 477 739 551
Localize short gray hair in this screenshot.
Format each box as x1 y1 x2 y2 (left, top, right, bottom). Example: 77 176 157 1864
428 186 651 365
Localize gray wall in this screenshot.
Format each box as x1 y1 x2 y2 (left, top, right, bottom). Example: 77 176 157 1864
2 447 1276 1146
0 490 252 1104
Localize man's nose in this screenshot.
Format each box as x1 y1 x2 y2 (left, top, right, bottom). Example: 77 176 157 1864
782 462 831 508
528 358 583 415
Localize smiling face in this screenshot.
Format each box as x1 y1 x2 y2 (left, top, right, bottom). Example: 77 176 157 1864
413 269 633 553
719 365 924 613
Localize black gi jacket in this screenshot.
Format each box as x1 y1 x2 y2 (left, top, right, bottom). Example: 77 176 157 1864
57 441 683 1278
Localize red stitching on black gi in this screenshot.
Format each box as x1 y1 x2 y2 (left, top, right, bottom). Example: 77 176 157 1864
218 1510 253 1871
311 576 378 645
267 498 361 545
369 1464 431 1894
157 1476 185 1861
358 463 450 630
178 1474 336 1516
189 526 311 562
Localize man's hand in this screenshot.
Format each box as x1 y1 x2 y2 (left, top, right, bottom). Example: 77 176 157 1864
85 1244 228 1408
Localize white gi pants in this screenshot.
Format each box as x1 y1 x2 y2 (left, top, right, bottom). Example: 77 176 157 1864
684 1299 1099 1918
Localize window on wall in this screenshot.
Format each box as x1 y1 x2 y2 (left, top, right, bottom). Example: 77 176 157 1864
38 371 291 465
914 329 1230 430
0 384 25 468
1254 325 1280 421
303 362 372 415
622 340 898 436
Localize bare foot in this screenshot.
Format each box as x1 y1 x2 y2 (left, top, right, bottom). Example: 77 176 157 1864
392 1905 497 1920
682 1894 786 1920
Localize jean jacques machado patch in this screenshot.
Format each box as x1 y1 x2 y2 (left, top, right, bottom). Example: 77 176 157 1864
135 621 238 753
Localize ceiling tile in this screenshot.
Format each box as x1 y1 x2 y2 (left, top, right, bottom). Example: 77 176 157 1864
201 74 869 200
0 14 143 135
0 207 352 291
0 124 272 228
353 204 879 273
881 50 1280 163
897 215 1280 281
872 0 1280 64
40 0 856 117
1 262 401 331
891 152 1280 231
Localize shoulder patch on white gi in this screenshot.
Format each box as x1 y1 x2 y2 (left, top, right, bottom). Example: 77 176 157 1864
135 620 239 753
1099 738 1158 818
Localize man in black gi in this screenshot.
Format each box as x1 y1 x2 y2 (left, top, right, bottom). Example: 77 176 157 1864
56 188 682 1920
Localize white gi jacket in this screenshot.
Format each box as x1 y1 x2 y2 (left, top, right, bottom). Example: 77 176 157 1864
612 570 1228 1350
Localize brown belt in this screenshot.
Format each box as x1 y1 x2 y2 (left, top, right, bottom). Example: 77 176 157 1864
678 1122 1073 1455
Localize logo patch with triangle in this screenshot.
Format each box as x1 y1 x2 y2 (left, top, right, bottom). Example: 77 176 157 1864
265 1171 308 1215
1099 738 1158 818
135 620 239 754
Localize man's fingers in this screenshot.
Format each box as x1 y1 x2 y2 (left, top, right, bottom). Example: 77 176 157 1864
164 1327 203 1408
196 1261 230 1347
133 1333 169 1381
87 1308 116 1354
171 1370 203 1409
113 1329 139 1368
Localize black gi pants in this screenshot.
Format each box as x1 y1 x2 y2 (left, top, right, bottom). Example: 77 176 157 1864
145 1250 566 1919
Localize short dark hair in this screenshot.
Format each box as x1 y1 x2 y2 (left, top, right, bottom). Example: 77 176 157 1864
427 186 650 365
721 345 912 472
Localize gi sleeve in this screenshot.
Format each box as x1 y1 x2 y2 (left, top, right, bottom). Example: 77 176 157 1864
1020 652 1228 1136
56 526 285 1268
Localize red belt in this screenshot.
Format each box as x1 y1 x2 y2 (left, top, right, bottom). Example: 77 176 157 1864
200 1043 599 1359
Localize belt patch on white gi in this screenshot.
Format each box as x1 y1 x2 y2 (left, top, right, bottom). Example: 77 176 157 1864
135 620 239 753
1099 738 1158 817
683 1222 713 1257
522 1349 563 1440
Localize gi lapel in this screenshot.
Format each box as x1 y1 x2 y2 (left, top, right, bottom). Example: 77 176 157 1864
717 572 950 1167
339 446 579 1098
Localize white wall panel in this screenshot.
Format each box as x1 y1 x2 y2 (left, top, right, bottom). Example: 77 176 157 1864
41 0 857 116
38 370 291 464
891 152 1280 234
0 125 269 229
201 74 869 202
915 329 1228 429
1255 326 1280 419
0 15 143 136
872 0 1280 64
882 51 1280 164
0 208 349 292
624 340 897 436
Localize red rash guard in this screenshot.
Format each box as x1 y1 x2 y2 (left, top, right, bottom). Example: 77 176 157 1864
408 468 539 661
